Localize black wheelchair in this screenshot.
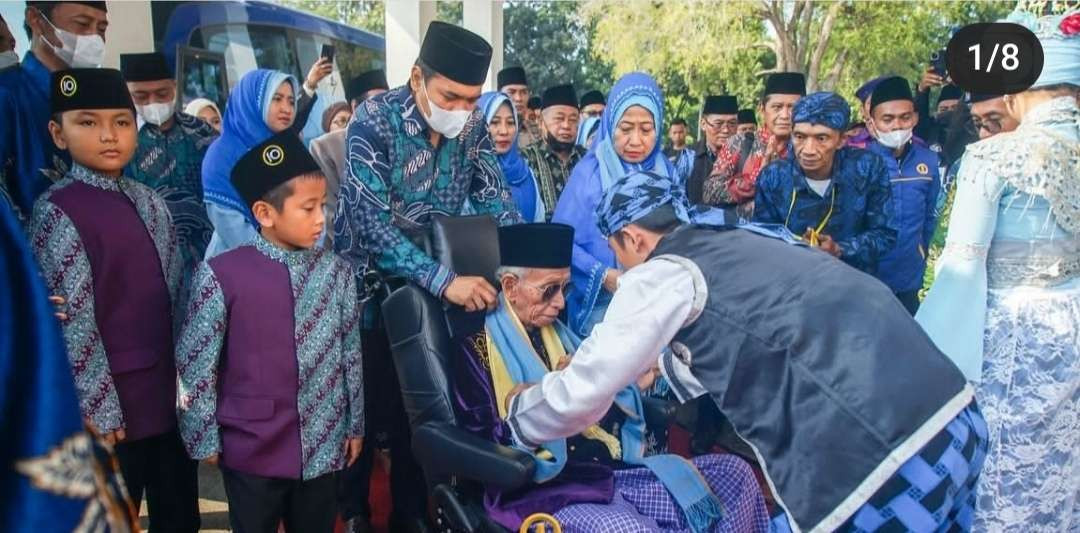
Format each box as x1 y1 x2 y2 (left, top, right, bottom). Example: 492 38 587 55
380 215 676 533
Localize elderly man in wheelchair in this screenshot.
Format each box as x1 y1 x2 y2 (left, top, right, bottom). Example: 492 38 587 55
381 217 769 532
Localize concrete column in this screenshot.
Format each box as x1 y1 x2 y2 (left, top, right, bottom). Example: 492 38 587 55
102 1 154 69
462 0 503 91
384 0 437 87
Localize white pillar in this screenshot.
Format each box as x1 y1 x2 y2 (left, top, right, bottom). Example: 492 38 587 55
384 0 437 87
462 0 503 92
102 1 154 69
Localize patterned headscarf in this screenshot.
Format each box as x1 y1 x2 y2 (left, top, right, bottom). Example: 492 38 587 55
596 171 726 237
793 92 851 132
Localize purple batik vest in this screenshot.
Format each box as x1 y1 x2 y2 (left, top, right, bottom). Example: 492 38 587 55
50 181 176 441
208 246 302 479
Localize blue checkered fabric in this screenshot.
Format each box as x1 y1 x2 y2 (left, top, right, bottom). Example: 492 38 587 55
552 453 771 532
771 403 988 533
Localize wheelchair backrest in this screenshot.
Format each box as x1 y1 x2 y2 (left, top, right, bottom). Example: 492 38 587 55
382 215 500 430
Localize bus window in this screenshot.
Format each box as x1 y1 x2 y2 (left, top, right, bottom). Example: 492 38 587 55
334 39 383 89
194 24 302 88
177 46 228 111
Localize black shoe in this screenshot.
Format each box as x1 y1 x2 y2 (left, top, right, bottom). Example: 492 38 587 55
344 515 374 533
389 515 432 533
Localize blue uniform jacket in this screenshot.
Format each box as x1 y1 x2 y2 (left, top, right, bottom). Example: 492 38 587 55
870 140 941 293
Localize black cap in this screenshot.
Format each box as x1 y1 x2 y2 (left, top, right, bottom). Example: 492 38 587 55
939 84 963 102
737 109 756 125
870 76 914 112
497 66 527 89
418 21 493 86
498 223 574 269
51 69 134 114
967 92 1002 104
27 1 106 13
232 130 322 207
764 72 806 96
579 89 605 108
346 69 388 102
120 52 172 82
527 96 541 110
541 84 578 109
702 95 738 115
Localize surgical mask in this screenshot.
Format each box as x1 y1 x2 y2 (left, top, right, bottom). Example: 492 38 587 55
874 127 913 149
419 81 470 139
37 11 105 68
545 133 575 153
137 102 175 127
0 51 19 70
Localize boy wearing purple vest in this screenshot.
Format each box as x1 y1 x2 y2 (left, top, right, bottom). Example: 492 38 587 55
176 130 364 532
29 68 199 532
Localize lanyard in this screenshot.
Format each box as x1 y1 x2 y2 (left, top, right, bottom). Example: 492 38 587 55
784 183 835 247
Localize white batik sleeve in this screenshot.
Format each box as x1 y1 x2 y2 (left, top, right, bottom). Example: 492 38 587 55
506 258 699 448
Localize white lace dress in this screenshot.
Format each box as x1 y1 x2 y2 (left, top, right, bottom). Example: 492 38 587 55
917 97 1080 532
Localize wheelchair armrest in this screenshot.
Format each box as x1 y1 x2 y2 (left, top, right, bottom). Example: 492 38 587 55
412 421 536 491
642 396 678 430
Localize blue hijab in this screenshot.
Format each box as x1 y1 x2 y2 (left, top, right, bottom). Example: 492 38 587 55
553 72 676 335
576 116 601 148
478 92 542 222
202 69 298 226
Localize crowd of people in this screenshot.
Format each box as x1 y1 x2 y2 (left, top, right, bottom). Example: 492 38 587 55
1 1 1079 533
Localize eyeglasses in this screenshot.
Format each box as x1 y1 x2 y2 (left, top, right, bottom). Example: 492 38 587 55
519 280 572 303
704 119 738 131
969 117 1003 135
583 110 603 118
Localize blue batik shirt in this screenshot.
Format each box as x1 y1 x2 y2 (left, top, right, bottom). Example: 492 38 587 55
753 147 898 274
0 52 69 219
333 86 521 320
127 112 218 288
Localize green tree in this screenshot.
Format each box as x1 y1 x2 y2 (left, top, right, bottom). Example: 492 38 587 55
503 1 614 96
274 0 385 34
585 0 1013 126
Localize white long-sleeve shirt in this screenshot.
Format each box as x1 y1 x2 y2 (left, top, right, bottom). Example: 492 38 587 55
507 257 707 447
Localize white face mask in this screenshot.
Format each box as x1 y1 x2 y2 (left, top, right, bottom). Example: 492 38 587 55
419 81 471 139
0 51 19 70
38 11 106 68
874 127 913 149
137 102 175 127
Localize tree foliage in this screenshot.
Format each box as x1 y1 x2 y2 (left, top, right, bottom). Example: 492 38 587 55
504 0 614 95
584 0 1013 124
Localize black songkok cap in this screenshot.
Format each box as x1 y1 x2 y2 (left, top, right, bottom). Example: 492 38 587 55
232 130 322 207
938 84 963 102
28 1 106 13
870 76 914 112
737 109 757 124
346 69 388 102
51 69 134 114
527 96 541 110
120 52 172 82
702 95 738 115
967 92 1002 104
541 84 578 109
764 72 807 96
579 89 605 108
497 66 527 89
498 223 574 269
418 21 493 86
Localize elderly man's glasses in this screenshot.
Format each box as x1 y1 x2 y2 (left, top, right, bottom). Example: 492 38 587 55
519 280 572 302
969 117 1004 135
704 118 738 131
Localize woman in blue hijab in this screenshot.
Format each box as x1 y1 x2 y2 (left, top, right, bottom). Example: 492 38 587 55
202 69 300 258
553 72 675 336
576 116 601 149
478 92 545 222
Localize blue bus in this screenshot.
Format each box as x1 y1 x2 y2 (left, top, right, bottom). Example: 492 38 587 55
153 1 384 139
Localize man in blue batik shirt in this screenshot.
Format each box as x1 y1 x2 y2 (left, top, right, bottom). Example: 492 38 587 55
0 2 108 219
865 76 941 315
754 92 898 274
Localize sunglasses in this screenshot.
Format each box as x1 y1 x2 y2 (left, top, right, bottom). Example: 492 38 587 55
968 117 1004 135
519 280 572 302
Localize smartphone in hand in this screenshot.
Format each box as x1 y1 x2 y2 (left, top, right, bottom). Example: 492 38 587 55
321 44 336 63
